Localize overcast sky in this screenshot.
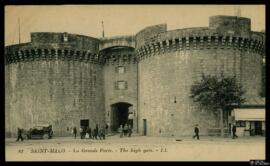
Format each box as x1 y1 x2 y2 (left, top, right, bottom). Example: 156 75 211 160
5 5 265 46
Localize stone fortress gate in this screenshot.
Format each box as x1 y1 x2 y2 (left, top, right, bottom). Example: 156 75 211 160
5 15 265 137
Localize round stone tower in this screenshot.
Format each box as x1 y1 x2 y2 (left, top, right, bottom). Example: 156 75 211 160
135 16 264 136
5 32 105 137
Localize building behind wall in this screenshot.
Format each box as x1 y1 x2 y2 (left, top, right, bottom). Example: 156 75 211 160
231 97 265 137
5 15 265 137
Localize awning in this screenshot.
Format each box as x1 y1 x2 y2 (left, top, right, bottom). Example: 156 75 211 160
234 108 265 121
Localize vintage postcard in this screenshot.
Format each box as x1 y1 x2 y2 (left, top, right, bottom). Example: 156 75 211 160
5 5 266 161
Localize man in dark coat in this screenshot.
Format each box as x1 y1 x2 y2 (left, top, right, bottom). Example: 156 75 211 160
16 128 24 142
232 124 238 139
99 127 105 140
87 127 92 139
73 127 77 139
192 124 199 140
80 127 83 139
93 124 99 139
128 124 132 137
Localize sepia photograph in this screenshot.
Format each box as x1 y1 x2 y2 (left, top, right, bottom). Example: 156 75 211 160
4 5 266 161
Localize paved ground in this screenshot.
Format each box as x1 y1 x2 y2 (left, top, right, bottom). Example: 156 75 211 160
5 134 265 161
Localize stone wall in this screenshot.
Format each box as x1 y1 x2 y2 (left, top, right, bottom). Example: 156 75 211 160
240 51 263 98
5 60 105 137
138 49 244 136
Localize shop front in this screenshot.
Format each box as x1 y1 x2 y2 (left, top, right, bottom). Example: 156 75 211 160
232 108 265 136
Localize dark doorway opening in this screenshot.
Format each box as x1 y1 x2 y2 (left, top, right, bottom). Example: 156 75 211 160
143 119 147 136
80 119 89 129
254 121 262 135
111 102 132 132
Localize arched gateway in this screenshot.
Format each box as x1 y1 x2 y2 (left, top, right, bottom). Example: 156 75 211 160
110 102 133 132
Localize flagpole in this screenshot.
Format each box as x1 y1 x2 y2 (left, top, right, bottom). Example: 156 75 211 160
18 18 21 44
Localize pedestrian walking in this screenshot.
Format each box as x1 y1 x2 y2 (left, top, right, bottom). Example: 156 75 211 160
232 124 238 139
118 125 123 138
93 124 99 139
84 126 87 139
192 124 200 140
16 128 24 142
105 123 109 136
73 127 77 139
70 127 74 135
88 127 92 139
80 127 83 139
99 126 105 140
128 124 132 137
123 124 128 136
85 127 90 139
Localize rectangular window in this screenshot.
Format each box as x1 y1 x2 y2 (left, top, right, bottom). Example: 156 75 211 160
115 81 128 90
118 81 125 89
117 66 125 74
236 121 246 127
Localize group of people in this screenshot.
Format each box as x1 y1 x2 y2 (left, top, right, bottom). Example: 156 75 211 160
16 123 239 141
72 124 108 140
192 124 239 140
118 124 132 138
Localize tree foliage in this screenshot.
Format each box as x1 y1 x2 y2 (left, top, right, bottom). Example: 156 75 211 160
261 63 265 97
190 74 245 112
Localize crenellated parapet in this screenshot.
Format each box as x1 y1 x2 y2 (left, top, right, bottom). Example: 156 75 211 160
5 46 138 65
5 15 265 64
98 35 137 65
5 32 103 65
99 46 137 65
101 53 138 65
5 32 139 65
135 15 264 61
135 34 265 61
5 46 103 65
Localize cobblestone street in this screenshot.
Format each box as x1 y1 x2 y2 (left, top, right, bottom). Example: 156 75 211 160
5 135 265 161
